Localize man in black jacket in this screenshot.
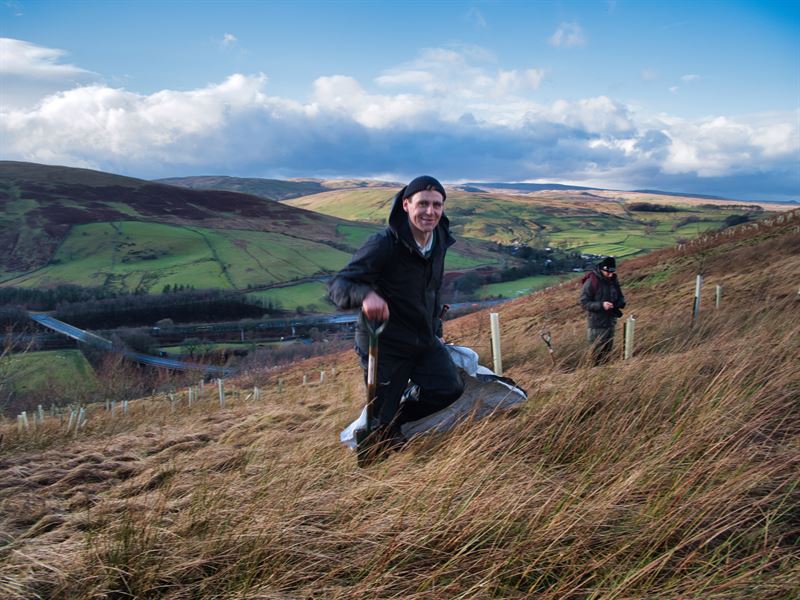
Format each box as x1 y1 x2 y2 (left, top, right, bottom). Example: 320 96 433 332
580 256 626 365
328 175 464 462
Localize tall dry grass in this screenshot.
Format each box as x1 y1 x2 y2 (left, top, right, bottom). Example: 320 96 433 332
1 216 798 599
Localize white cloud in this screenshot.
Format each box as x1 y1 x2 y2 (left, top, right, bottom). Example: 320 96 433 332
1 40 797 201
3 1 23 17
0 38 99 108
655 112 798 179
542 96 635 136
374 46 545 113
681 73 700 83
669 86 679 94
221 33 238 48
549 22 586 48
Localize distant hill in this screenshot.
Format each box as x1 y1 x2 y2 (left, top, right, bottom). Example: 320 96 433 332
460 182 599 193
631 188 728 200
157 175 397 201
0 162 497 297
285 186 779 256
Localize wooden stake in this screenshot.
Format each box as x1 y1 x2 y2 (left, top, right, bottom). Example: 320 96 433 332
218 378 225 408
715 284 722 309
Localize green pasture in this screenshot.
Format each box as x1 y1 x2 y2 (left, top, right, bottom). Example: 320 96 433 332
2 221 353 294
335 223 381 249
159 342 258 356
3 349 97 396
674 220 726 235
287 189 395 223
477 274 572 299
445 250 492 270
572 243 642 257
248 281 335 313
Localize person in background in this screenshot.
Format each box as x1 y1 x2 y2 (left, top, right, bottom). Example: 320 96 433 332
328 175 464 465
580 256 626 365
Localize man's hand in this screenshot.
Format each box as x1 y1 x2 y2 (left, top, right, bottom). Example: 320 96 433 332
602 301 614 311
362 290 389 321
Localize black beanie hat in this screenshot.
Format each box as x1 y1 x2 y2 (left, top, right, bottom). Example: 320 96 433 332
599 256 617 272
402 175 446 201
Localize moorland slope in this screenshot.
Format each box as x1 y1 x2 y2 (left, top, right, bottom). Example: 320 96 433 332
1 211 797 599
287 187 785 256
0 162 495 296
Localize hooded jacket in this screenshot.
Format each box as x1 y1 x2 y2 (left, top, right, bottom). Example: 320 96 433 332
328 186 456 351
580 266 626 329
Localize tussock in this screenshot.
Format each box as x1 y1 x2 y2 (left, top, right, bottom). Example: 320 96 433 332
0 215 798 599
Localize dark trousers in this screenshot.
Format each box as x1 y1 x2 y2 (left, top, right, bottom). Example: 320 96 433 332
587 326 615 365
358 340 464 427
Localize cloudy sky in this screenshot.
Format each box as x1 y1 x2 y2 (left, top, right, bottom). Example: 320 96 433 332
1 0 798 202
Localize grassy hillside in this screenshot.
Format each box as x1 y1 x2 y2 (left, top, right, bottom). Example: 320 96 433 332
287 187 786 257
1 349 97 402
1 211 797 599
0 161 353 274
6 221 355 293
477 273 571 299
0 163 500 300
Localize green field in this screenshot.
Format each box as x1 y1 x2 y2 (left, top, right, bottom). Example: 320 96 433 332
2 349 97 397
159 342 260 356
248 281 335 313
3 221 353 293
335 223 381 248
478 274 573 299
290 190 763 258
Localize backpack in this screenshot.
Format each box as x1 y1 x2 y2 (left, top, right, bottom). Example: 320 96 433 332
580 271 600 295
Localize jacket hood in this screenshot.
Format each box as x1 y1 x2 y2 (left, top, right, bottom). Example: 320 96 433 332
387 186 455 251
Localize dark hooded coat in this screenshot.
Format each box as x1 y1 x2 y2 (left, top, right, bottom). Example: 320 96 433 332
328 186 456 353
579 266 626 329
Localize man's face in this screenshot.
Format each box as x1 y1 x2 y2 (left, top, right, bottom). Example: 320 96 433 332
403 189 444 236
600 268 615 279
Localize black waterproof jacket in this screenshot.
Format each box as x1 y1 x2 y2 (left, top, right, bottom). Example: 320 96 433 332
328 187 456 352
579 267 626 329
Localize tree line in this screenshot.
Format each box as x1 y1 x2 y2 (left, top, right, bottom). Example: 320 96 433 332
0 285 279 329
53 289 278 329
452 245 585 295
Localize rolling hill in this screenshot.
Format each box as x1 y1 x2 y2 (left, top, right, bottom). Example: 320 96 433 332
0 162 496 299
157 175 398 201
0 211 797 599
286 186 781 257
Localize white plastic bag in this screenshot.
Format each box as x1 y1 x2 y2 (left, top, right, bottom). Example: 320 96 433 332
340 345 527 449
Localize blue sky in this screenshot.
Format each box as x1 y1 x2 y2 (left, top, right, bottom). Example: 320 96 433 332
1 0 798 201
